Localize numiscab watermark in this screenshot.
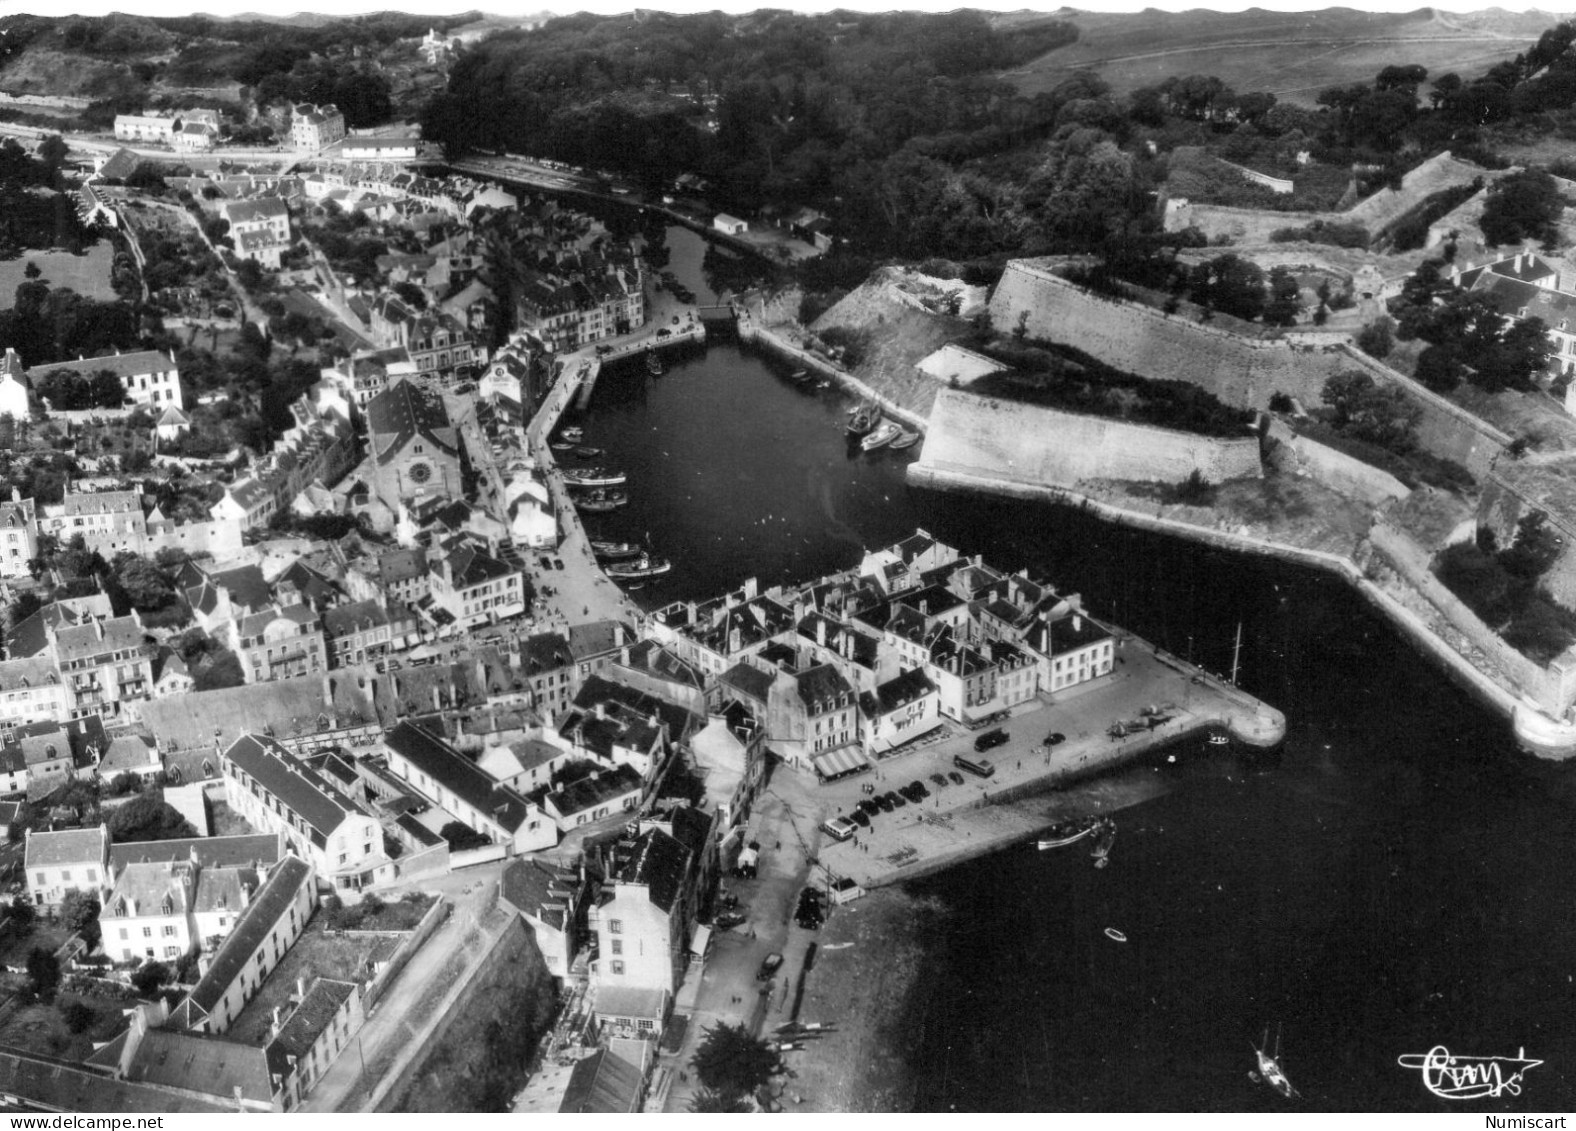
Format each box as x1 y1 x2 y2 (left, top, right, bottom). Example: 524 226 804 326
1396 1045 1543 1101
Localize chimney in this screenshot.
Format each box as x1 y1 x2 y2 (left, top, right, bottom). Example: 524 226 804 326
816 619 826 648
297 977 308 1000
1073 614 1083 632
1516 251 1525 272
271 1006 283 1037
842 632 853 660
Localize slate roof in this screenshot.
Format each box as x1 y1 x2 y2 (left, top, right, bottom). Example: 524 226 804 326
109 832 282 874
559 1047 643 1113
223 198 289 226
383 719 532 834
567 620 627 663
25 825 107 870
500 858 580 929
34 351 171 381
222 735 368 848
444 543 514 589
794 664 854 713
185 855 312 1015
1038 613 1111 656
211 565 273 612
52 615 146 664
97 148 143 182
545 763 643 819
378 547 427 585
122 1028 275 1106
0 1047 231 1113
104 861 190 919
615 826 689 914
267 978 357 1077
322 599 390 637
367 379 455 465
191 865 261 915
0 655 59 693
868 667 936 716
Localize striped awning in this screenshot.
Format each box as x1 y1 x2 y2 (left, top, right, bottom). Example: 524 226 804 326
812 746 870 779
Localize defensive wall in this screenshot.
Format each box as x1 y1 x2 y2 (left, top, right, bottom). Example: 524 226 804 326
989 260 1511 478
916 388 1262 489
1163 151 1494 244
1265 419 1411 508
1368 519 1576 721
1477 461 1576 608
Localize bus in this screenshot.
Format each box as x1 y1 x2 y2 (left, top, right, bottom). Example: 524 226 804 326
954 753 996 779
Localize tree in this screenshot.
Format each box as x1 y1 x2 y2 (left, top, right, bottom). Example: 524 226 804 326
107 793 197 843
1321 369 1419 452
690 1022 787 1102
9 896 36 933
1480 169 1565 248
688 1087 754 1113
60 890 101 950
1263 267 1302 327
192 650 244 692
131 960 171 999
25 947 60 1003
1501 510 1562 580
113 554 176 611
1356 318 1394 359
1415 344 1463 393
60 999 95 1034
440 821 491 851
1196 254 1266 322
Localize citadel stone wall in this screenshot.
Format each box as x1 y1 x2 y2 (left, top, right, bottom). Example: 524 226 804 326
988 260 1510 478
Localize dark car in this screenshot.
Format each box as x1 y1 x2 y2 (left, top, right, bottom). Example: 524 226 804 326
909 780 929 797
1045 732 1066 746
553 559 565 570
857 799 880 817
974 728 1009 752
887 791 907 809
758 952 785 980
948 771 965 786
714 910 747 930
930 773 948 788
851 809 870 828
874 793 895 813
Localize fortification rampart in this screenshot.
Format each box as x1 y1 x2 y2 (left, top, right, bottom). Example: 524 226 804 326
1164 152 1492 243
1266 419 1410 507
916 388 1262 489
1369 520 1576 719
989 261 1510 477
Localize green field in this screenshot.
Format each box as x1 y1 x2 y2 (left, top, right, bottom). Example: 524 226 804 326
0 242 116 307
1000 7 1548 107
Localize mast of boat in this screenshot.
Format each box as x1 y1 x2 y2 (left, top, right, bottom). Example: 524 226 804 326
1230 621 1243 686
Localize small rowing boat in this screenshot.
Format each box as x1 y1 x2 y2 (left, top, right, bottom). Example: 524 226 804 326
1104 927 1127 943
861 421 901 451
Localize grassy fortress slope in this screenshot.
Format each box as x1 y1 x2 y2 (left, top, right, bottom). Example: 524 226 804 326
987 259 1509 477
914 389 1262 489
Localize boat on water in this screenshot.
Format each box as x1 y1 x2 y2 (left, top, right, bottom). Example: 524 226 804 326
787 368 811 384
647 352 664 376
559 426 584 443
1207 731 1231 746
846 405 878 437
548 440 576 453
563 467 628 488
1089 819 1117 868
572 445 603 459
607 554 672 581
889 430 920 450
1103 927 1128 943
1037 817 1099 850
575 489 629 512
861 422 902 451
1251 1026 1299 1100
591 540 643 560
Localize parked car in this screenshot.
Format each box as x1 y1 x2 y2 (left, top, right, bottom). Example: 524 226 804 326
851 809 870 828
714 910 747 930
874 793 895 813
909 780 929 798
974 728 1009 752
857 799 881 817
948 771 965 786
553 558 565 570
1045 732 1066 747
758 952 784 980
930 773 948 788
887 791 907 809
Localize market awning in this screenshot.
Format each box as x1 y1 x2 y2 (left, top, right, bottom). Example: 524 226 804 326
813 746 870 779
690 925 712 956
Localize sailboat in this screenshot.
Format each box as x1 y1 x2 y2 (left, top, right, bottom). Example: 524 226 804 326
1251 1025 1299 1100
1089 818 1117 868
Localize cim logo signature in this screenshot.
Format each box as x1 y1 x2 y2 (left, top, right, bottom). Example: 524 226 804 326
1396 1046 1542 1101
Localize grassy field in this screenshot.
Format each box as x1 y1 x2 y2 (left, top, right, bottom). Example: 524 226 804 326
1001 7 1547 106
0 243 116 306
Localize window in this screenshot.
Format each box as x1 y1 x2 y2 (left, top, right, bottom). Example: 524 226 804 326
163 925 177 937
609 919 622 934
119 928 128 940
142 927 152 938
61 870 70 882
611 939 622 955
34 873 43 886
611 960 624 976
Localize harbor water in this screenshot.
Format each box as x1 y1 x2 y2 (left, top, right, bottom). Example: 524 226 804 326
560 229 1576 1111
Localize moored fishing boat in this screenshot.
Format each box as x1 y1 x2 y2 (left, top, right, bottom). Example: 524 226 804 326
549 440 576 453
559 426 584 443
591 540 643 560
563 467 627 488
1036 817 1099 850
647 351 664 376
889 430 920 450
607 554 672 581
575 489 629 512
861 421 901 451
572 445 603 459
846 404 878 437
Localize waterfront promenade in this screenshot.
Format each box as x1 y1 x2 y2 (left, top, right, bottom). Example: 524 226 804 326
812 638 1283 888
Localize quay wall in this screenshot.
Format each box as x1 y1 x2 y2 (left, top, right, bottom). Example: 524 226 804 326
988 260 1510 478
919 387 1262 487
736 317 929 431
